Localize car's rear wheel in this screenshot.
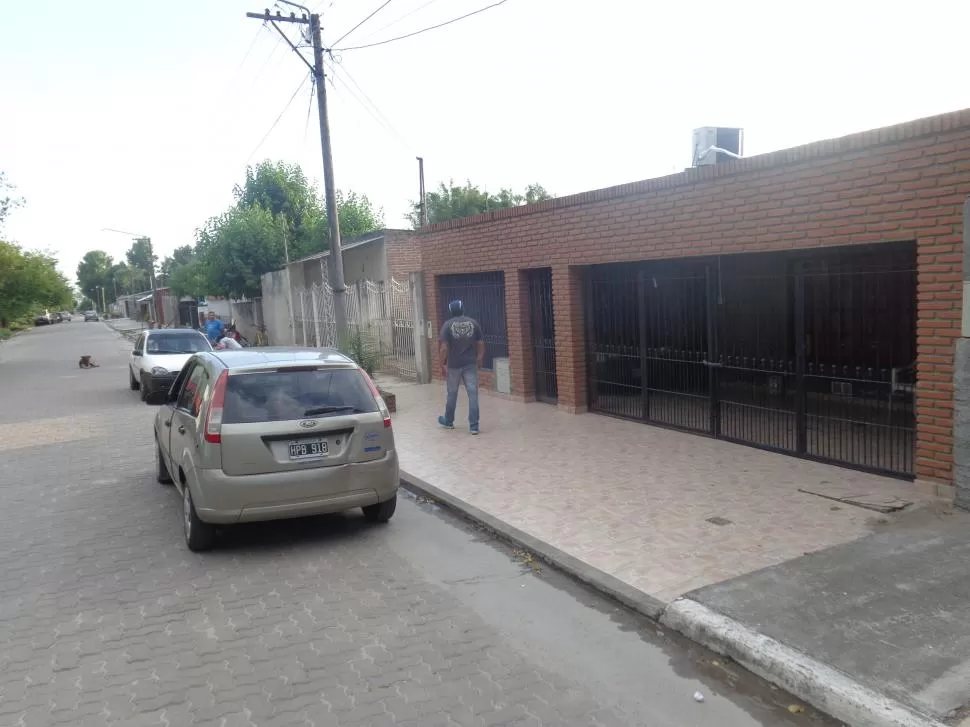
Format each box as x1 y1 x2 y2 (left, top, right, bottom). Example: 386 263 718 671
156 442 173 484
129 370 140 391
362 493 397 523
183 487 215 552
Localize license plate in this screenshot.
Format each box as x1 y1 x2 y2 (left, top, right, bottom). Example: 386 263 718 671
288 439 329 459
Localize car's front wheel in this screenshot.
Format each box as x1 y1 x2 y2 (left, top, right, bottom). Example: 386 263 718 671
183 487 215 552
139 374 150 402
129 369 140 391
362 493 397 523
156 442 173 485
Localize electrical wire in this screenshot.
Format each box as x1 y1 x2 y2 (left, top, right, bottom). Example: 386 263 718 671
330 0 395 48
356 0 438 42
326 60 412 150
236 25 267 74
333 0 508 51
246 72 313 164
303 77 317 145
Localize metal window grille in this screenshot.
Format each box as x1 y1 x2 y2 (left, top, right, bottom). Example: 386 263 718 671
437 272 508 370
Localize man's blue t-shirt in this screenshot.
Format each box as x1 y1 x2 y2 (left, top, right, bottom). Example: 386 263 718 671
204 318 225 342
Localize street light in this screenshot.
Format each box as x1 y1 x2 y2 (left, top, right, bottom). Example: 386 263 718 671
102 227 157 322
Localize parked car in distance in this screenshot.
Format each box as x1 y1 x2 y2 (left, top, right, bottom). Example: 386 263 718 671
150 348 399 551
50 312 63 323
83 311 99 322
60 311 72 322
33 311 51 326
130 328 212 402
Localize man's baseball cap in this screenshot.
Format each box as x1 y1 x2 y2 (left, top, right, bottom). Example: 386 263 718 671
448 299 463 316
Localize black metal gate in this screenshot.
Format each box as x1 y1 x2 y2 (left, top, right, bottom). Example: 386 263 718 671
585 243 917 478
527 268 558 403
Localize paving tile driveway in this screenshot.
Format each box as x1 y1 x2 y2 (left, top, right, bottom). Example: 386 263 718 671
0 324 835 727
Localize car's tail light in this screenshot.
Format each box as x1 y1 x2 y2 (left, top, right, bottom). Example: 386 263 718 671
359 368 391 428
204 370 229 443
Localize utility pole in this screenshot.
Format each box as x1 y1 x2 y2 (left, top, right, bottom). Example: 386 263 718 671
417 157 428 227
281 222 296 343
245 3 349 341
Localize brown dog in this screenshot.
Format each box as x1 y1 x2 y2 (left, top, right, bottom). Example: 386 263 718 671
78 355 100 369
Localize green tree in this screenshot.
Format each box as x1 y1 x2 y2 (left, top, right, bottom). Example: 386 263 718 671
407 180 552 228
159 244 196 284
0 241 72 326
167 257 207 299
124 237 155 289
196 205 284 300
76 250 115 304
308 191 384 255
0 172 24 230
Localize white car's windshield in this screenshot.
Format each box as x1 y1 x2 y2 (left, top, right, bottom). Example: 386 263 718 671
147 334 209 355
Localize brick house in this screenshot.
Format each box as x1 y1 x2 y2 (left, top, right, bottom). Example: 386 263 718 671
412 108 970 489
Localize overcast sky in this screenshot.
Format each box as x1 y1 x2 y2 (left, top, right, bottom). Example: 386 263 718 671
1 0 968 281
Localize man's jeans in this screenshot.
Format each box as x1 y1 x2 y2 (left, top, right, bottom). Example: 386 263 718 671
444 364 479 427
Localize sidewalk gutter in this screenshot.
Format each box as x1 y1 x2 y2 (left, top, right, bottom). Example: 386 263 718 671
661 599 948 727
398 472 666 620
400 470 949 727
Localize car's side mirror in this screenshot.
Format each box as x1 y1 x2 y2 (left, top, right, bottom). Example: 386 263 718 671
132 349 142 356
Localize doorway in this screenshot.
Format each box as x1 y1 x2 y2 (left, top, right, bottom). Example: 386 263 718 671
527 268 558 404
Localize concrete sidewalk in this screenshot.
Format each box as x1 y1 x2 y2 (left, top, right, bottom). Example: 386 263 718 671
666 511 970 726
383 376 970 726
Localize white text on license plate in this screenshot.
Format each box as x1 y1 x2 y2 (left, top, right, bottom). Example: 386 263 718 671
289 439 329 459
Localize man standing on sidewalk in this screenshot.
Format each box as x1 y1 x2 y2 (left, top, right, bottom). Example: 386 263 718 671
438 299 484 435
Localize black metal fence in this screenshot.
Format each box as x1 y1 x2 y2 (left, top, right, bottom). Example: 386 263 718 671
584 243 917 478
527 268 558 403
437 272 508 370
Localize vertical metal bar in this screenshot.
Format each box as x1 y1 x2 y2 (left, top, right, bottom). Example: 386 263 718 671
583 271 597 411
706 264 720 437
794 261 807 454
638 268 649 422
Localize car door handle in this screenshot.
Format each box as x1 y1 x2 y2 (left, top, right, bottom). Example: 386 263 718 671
164 420 171 427
177 425 186 435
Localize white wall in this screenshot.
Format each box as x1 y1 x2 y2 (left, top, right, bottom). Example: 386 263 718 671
202 298 231 321
260 269 295 346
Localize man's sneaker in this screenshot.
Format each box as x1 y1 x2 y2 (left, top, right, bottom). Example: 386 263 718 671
438 416 454 429
469 425 479 435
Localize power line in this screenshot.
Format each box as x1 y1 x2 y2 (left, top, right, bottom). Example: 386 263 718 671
326 59 412 150
245 72 313 164
303 77 317 145
333 0 507 51
357 0 438 42
331 0 394 48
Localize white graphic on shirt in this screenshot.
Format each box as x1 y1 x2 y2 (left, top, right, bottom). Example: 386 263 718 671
450 320 475 340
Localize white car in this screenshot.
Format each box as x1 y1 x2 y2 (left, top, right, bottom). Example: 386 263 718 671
129 329 212 403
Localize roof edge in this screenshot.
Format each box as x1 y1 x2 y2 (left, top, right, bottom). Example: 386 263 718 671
419 107 970 235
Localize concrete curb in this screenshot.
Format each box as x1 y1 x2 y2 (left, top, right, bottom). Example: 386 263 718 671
402 470 948 727
398 471 666 620
660 598 946 727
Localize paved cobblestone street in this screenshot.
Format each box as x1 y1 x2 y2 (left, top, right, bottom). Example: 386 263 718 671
0 322 837 726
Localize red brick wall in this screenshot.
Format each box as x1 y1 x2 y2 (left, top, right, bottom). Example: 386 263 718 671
418 109 970 483
384 229 421 282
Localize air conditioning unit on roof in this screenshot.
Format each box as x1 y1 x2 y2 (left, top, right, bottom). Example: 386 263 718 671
692 127 744 166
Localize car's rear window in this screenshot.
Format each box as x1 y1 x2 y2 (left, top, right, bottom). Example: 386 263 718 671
223 368 377 423
148 333 210 354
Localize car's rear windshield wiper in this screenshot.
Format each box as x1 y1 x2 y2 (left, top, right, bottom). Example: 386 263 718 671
303 405 361 417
